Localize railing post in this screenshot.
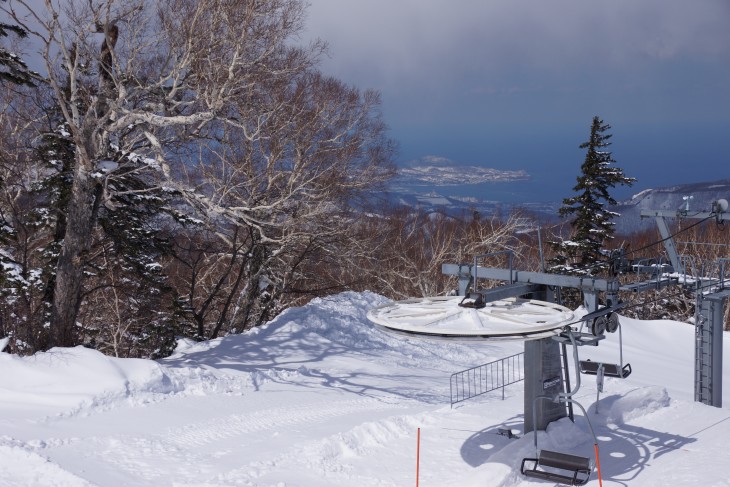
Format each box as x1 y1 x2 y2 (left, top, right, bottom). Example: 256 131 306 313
501 362 505 400
450 376 454 409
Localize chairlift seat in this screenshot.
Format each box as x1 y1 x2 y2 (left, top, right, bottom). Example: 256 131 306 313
579 360 632 379
521 449 593 486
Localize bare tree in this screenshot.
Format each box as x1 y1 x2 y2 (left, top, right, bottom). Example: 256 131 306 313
351 207 526 299
0 0 393 349
168 71 395 337
2 0 394 348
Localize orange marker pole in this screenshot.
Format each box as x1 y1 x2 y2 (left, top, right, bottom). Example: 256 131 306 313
594 443 603 487
416 428 421 487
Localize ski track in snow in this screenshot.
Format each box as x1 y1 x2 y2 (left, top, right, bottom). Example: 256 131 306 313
159 397 407 449
206 412 443 487
14 362 425 486
36 397 424 486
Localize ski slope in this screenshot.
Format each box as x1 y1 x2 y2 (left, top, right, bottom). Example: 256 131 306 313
1 291 729 486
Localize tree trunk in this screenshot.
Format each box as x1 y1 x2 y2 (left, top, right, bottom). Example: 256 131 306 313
50 163 99 347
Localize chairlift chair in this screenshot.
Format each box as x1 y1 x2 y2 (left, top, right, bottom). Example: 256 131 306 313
579 312 632 379
520 397 598 486
521 449 593 486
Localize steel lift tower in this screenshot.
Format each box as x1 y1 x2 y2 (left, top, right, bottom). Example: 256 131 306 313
642 198 730 407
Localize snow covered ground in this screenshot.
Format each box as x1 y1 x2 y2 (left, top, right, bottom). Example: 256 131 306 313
1 291 729 486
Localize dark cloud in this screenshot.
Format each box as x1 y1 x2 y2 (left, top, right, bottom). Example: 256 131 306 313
305 0 730 198
307 0 730 90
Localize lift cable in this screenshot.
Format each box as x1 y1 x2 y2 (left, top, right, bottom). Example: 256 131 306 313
547 214 717 278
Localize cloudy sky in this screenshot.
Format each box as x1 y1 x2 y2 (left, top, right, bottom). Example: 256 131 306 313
305 0 730 202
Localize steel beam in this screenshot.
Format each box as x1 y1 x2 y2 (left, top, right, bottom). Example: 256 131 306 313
442 264 621 293
471 283 544 303
640 209 730 222
651 216 681 272
640 208 730 272
619 276 679 293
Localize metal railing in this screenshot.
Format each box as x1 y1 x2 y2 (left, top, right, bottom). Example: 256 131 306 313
717 258 730 290
450 352 524 407
693 257 730 292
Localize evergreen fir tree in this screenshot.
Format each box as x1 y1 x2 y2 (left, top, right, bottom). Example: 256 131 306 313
1 93 196 355
62 146 184 356
551 116 636 276
0 0 37 86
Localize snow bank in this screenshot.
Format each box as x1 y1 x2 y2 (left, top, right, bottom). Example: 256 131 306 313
0 346 177 416
164 291 503 374
608 386 671 424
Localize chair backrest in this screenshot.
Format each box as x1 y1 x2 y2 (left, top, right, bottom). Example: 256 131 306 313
579 360 632 379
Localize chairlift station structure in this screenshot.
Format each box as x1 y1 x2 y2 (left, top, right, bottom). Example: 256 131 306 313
367 200 730 433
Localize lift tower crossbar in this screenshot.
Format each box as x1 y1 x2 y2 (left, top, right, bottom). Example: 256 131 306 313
640 206 730 274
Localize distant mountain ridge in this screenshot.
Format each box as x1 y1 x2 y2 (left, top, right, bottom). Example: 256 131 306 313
611 179 730 234
396 155 530 186
386 155 546 216
385 189 559 217
397 165 530 186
